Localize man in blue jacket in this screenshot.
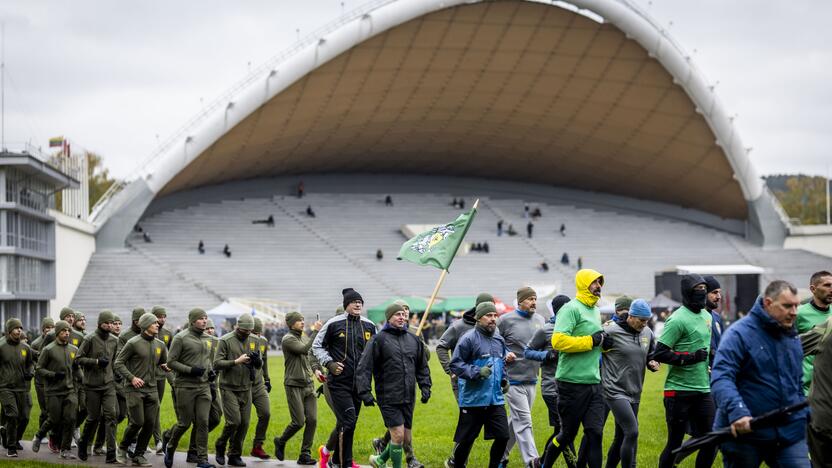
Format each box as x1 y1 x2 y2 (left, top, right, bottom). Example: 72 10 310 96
447 302 516 468
711 280 809 467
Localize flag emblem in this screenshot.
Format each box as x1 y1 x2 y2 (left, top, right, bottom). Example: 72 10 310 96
398 208 477 271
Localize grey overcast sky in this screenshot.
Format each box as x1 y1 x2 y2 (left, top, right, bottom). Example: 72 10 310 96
0 0 829 180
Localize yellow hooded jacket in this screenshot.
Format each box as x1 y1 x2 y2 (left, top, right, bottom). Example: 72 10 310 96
552 269 604 353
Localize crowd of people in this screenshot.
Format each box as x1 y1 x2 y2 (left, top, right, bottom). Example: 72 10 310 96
0 270 830 468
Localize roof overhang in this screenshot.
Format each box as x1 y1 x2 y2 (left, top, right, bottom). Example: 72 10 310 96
94 0 787 248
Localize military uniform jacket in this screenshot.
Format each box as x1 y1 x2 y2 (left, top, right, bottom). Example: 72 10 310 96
36 341 78 395
252 333 270 388
283 329 318 387
157 326 174 382
115 334 168 393
214 331 260 391
30 334 47 386
76 329 119 390
168 327 212 388
0 337 34 391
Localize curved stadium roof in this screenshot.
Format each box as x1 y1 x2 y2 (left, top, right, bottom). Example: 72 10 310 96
94 0 787 248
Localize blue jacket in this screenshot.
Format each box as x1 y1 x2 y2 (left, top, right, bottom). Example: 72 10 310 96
711 297 808 445
450 326 507 408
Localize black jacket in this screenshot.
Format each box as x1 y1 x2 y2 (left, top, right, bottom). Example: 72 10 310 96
312 313 377 392
356 324 431 406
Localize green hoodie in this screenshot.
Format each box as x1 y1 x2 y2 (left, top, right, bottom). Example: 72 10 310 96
36 340 77 395
115 333 168 393
552 269 604 384
0 335 34 391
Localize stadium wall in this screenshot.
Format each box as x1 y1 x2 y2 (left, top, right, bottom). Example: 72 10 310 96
51 210 96 314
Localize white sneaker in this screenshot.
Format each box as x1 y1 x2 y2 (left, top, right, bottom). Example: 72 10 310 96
155 441 163 455
72 428 80 448
129 441 137 454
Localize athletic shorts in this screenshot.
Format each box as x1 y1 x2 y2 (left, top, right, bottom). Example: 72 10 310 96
380 402 415 429
453 405 509 442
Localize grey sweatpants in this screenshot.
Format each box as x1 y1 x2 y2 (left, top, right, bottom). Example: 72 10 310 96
503 383 539 464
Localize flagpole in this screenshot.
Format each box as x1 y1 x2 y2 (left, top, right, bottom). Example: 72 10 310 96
416 199 479 336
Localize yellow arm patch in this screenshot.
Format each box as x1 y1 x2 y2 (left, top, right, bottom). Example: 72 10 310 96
551 332 593 353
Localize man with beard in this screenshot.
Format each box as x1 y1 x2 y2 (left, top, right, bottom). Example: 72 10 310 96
653 274 715 468
115 312 169 466
540 269 607 468
33 320 78 459
184 318 223 463
0 318 34 457
162 308 214 468
797 271 832 395
448 302 515 468
703 276 724 367
213 313 260 467
800 308 832 466
358 303 431 468
312 288 377 468
29 317 54 443
75 310 119 462
90 313 125 456
498 287 546 468
437 293 495 399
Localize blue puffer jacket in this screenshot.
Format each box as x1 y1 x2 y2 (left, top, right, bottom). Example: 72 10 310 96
450 325 507 408
711 297 808 445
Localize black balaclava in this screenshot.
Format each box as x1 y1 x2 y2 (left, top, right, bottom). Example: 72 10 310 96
681 274 707 312
704 275 721 311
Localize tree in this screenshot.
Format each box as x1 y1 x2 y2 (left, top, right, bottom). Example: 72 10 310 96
769 175 829 225
87 152 117 209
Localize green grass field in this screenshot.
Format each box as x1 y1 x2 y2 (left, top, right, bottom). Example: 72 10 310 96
10 355 718 467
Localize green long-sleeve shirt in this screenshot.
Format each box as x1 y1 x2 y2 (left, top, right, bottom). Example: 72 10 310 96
0 337 34 391
282 329 318 387
252 333 270 387
36 340 77 395
168 327 212 388
213 331 259 391
30 334 47 386
115 333 168 393
76 328 119 390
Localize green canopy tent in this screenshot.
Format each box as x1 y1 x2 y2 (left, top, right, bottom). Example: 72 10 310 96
367 296 445 324
441 296 477 317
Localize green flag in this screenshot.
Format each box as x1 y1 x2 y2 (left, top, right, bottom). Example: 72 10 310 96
397 208 477 270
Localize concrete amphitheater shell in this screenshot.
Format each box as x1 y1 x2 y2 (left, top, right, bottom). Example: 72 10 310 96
93 0 789 249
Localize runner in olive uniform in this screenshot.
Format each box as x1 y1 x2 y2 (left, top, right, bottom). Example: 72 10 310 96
162 308 214 468
274 311 322 465
29 317 54 444
541 269 607 468
75 310 119 462
653 274 715 468
115 312 169 467
213 313 260 467
0 318 34 457
186 318 222 463
33 320 78 459
151 305 174 454
249 316 271 460
797 270 832 395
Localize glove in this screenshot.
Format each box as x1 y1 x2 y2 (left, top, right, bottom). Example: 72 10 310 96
315 385 325 398
601 336 614 351
420 392 430 404
326 361 341 374
265 379 272 393
591 331 608 347
53 371 66 381
363 397 376 407
97 357 110 368
207 370 217 382
478 364 493 380
545 350 557 362
190 366 206 377
23 371 34 381
248 352 263 369
692 348 709 363
501 379 510 394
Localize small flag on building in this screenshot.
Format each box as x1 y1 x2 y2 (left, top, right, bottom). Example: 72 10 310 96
397 207 477 271
49 136 64 148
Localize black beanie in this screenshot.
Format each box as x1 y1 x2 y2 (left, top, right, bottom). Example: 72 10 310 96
704 275 721 292
551 295 571 315
342 288 363 309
